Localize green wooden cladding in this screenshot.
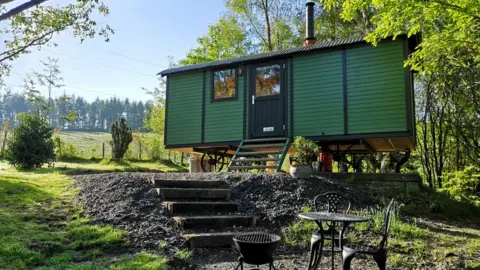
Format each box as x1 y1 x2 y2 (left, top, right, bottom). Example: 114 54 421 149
293 51 345 136
166 72 202 145
346 41 407 133
204 70 244 142
292 39 407 136
165 39 410 147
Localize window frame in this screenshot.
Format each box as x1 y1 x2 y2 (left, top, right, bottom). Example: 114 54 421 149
253 63 283 98
210 67 238 103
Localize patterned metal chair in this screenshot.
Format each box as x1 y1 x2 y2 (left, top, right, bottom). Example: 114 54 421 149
307 192 351 269
313 192 352 244
341 198 396 270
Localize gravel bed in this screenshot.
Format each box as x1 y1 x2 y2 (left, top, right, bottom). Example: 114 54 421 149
72 173 184 254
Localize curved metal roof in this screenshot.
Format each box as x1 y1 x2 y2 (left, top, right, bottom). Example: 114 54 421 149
158 36 365 76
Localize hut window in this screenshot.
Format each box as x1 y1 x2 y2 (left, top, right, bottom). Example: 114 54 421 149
212 68 237 101
255 64 281 97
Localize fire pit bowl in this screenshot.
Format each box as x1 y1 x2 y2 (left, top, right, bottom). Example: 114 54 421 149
233 232 281 268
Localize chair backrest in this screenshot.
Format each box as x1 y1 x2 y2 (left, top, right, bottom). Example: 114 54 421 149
313 192 351 213
379 198 396 250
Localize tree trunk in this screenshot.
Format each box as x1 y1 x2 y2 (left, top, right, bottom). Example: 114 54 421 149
261 0 273 51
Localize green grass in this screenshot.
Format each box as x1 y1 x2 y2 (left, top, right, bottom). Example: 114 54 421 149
283 193 480 269
0 158 187 174
0 162 180 269
59 131 112 159
174 249 193 261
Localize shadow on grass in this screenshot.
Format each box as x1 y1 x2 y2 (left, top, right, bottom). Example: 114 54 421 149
0 177 54 205
414 220 480 239
0 174 133 269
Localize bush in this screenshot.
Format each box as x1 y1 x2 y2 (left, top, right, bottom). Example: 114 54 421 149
6 113 55 169
291 136 318 165
110 118 133 160
53 135 81 159
143 134 165 161
442 166 480 206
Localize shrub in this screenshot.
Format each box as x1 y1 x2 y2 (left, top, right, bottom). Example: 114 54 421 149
110 118 133 160
144 134 165 161
6 113 55 169
290 136 318 165
53 135 80 159
442 166 480 206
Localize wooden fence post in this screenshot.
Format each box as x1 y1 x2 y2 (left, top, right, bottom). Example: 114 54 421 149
102 143 105 158
181 152 184 165
139 140 142 161
58 139 62 156
1 129 7 157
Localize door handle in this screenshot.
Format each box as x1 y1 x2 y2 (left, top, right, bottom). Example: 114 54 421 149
252 95 255 105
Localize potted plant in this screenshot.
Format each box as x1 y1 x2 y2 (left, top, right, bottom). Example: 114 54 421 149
289 136 318 178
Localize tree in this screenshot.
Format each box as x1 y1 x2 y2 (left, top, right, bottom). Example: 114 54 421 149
226 0 304 51
0 0 113 77
33 57 63 125
5 112 54 168
110 117 132 160
180 16 252 65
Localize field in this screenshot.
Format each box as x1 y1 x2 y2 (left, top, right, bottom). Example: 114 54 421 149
59 131 112 158
57 131 184 164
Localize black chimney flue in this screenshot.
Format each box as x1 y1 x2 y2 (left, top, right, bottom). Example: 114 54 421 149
305 2 316 46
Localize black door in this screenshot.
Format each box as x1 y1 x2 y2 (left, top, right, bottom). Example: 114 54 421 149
250 61 286 138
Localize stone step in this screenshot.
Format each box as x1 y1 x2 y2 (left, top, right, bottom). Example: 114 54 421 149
183 231 264 248
173 215 256 230
157 188 231 201
163 201 238 214
153 179 228 189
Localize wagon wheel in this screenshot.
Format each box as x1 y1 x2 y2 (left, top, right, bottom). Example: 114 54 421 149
200 149 227 172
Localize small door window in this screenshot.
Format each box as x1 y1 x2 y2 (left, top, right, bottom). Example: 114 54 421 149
212 69 237 101
255 64 281 97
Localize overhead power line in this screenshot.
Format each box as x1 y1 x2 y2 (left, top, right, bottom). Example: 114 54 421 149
100 49 164 68
5 79 129 99
44 49 157 78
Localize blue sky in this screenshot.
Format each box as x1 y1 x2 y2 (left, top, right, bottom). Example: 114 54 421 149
1 0 226 101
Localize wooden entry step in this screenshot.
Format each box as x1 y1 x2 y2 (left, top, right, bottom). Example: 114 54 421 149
227 137 291 172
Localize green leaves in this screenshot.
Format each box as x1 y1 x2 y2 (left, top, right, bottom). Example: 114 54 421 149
291 136 318 165
5 112 55 169
1 0 113 74
180 16 251 65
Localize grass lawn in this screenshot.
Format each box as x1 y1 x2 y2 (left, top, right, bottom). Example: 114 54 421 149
0 159 186 270
0 159 187 174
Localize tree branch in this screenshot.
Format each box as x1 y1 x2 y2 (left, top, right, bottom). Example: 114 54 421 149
241 1 270 50
427 0 480 20
0 0 15 5
0 30 54 62
0 0 49 22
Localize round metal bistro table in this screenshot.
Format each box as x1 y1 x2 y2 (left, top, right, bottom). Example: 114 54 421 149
298 212 369 270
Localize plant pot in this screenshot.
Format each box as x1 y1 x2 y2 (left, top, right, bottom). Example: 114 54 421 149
289 164 313 178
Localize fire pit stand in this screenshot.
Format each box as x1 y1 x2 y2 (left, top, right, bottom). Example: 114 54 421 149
233 232 281 270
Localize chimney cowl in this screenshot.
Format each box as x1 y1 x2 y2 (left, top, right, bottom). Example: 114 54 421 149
304 1 316 46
